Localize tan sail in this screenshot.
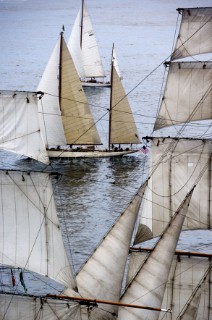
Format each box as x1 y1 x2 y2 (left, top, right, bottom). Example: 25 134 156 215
172 8 212 61
37 33 101 147
60 36 101 145
109 58 140 145
140 138 212 241
154 62 212 130
76 183 147 320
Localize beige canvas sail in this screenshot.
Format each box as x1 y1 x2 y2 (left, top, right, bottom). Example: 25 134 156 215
154 62 212 130
110 66 140 144
60 36 101 145
171 8 212 60
0 171 77 292
139 138 212 241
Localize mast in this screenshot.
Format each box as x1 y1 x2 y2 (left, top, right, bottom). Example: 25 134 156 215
108 43 114 151
80 0 84 49
59 31 63 109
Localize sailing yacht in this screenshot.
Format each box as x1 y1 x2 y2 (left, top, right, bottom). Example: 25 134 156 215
37 36 140 159
0 35 140 161
68 0 109 87
0 6 211 320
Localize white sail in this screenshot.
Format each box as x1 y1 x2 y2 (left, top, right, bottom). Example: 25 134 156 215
112 45 122 79
154 62 212 130
118 188 194 320
68 9 85 79
38 34 101 146
68 1 105 79
76 183 147 319
0 91 49 164
127 251 211 320
171 7 212 61
159 256 211 320
0 170 77 292
110 65 140 145
140 138 212 241
0 293 81 320
37 41 66 147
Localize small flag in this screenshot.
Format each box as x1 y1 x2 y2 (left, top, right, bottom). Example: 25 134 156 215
140 145 149 154
19 270 27 293
11 269 16 287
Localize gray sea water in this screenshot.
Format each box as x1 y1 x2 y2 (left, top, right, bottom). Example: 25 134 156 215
0 0 211 295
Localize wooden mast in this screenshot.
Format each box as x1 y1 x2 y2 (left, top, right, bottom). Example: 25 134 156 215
108 43 114 151
80 0 84 49
47 294 171 313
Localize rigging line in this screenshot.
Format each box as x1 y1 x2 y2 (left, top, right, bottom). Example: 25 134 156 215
45 300 61 320
0 130 41 143
38 105 212 128
55 178 76 276
39 91 212 127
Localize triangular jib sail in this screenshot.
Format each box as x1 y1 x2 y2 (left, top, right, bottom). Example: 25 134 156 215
109 45 140 148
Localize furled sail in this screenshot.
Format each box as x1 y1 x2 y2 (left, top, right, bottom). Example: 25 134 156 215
0 91 49 164
68 1 105 79
139 138 212 241
154 62 212 130
171 7 212 61
76 183 147 320
0 293 81 320
0 170 77 293
109 63 140 145
118 188 194 320
37 33 101 147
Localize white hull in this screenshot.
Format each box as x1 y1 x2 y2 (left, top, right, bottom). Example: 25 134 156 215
48 149 137 158
81 81 110 87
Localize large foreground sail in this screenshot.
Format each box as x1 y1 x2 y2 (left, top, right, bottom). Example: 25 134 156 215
0 293 81 320
118 188 194 320
139 138 212 241
0 170 77 293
